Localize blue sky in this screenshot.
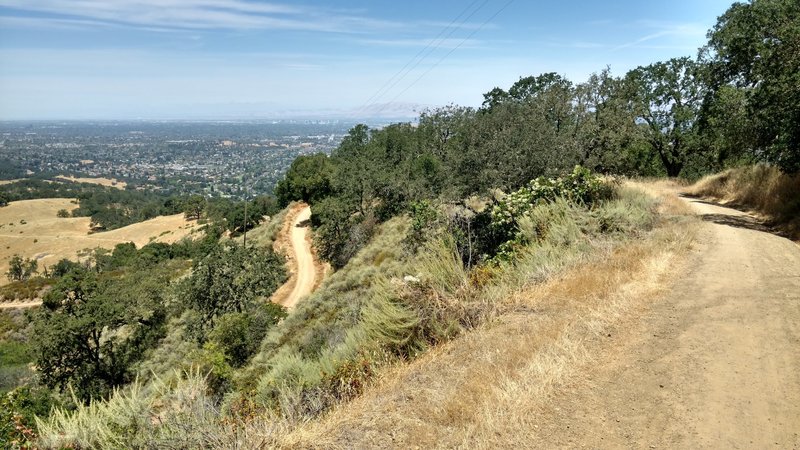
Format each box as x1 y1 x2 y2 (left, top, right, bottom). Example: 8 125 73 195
0 0 734 120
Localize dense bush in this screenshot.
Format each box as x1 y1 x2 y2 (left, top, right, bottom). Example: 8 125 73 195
208 303 287 368
182 243 287 328
31 266 171 402
0 386 57 449
491 166 614 236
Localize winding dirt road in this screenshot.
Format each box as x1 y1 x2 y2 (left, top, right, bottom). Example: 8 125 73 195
532 195 800 448
271 204 320 309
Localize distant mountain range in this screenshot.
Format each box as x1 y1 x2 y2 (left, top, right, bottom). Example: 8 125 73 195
169 101 430 122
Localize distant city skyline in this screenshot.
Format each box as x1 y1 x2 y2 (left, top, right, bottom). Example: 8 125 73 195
0 0 734 120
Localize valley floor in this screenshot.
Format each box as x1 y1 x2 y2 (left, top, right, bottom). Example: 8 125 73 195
282 185 800 449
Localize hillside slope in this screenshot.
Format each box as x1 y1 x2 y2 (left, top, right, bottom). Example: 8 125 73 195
0 198 200 288
280 184 800 448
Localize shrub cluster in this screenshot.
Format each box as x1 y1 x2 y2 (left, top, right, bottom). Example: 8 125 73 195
491 166 614 237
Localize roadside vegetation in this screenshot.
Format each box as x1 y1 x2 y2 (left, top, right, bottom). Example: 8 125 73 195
31 170 670 448
686 165 800 239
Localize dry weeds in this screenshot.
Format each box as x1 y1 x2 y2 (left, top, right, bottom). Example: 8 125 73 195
686 165 800 239
55 175 127 189
274 182 698 449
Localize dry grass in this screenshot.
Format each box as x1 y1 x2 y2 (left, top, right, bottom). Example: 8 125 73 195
273 183 698 449
31 184 699 448
0 198 201 288
686 165 800 239
55 175 127 189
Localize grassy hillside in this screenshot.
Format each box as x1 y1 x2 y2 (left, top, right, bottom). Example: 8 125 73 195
30 176 693 448
0 198 202 290
686 165 800 240
282 184 698 448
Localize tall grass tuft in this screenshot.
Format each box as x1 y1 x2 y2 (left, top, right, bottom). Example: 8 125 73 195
592 187 656 235
517 197 585 246
687 164 800 238
35 370 223 449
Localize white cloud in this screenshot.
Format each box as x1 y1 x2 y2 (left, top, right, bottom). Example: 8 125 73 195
612 21 707 51
0 0 402 33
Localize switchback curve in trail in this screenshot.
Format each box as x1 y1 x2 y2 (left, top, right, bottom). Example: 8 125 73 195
271 204 323 309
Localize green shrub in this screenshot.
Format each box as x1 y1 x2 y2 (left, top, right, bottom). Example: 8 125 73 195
1 386 57 449
491 166 614 239
186 343 234 400
208 302 286 368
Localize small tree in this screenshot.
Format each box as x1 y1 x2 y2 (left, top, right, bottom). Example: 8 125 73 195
56 209 71 218
6 255 37 282
183 243 287 328
32 267 168 402
50 258 81 278
183 195 206 221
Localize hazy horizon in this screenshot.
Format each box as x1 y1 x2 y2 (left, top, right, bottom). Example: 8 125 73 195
1 0 733 120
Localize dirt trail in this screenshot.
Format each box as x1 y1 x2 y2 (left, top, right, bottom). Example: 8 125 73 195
530 195 800 448
271 204 321 309
286 187 799 449
0 300 41 309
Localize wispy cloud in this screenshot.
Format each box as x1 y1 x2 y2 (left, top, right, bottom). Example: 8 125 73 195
612 21 707 51
0 0 402 33
0 14 180 32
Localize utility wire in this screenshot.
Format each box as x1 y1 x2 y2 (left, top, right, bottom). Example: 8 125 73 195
375 0 515 117
352 0 489 117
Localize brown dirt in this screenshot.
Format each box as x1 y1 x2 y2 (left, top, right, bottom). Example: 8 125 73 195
527 194 800 449
270 204 327 309
0 300 41 309
0 198 201 291
281 184 800 449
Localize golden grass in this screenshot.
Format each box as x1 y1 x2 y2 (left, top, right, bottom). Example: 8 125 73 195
0 198 200 288
55 175 127 189
273 183 698 449
686 165 800 239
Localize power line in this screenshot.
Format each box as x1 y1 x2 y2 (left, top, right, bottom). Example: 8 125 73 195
352 0 489 117
354 0 485 113
375 0 515 117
